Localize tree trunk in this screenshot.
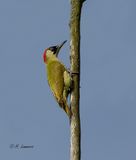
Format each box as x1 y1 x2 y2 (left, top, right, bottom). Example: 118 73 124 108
69 0 85 160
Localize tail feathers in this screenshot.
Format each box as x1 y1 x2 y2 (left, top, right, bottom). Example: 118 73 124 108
63 102 72 118
58 98 72 118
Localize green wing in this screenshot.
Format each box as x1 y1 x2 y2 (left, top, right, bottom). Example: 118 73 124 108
47 61 66 99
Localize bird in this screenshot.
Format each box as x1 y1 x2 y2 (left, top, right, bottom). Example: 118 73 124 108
43 40 72 118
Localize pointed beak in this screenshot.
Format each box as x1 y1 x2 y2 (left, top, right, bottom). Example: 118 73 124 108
56 40 67 56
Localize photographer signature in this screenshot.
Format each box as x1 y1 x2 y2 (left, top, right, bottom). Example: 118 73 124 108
9 144 34 149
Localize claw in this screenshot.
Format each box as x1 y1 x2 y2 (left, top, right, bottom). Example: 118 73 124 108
67 69 79 76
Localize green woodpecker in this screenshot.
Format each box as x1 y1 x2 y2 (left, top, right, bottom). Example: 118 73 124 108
43 40 72 118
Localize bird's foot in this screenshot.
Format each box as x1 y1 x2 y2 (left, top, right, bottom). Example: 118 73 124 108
67 69 79 76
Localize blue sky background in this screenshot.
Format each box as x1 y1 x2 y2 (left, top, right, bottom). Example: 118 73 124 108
0 0 136 159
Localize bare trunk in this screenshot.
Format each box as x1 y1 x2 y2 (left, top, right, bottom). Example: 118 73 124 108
69 0 85 160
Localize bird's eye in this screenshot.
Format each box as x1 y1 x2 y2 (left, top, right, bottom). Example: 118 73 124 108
49 46 57 54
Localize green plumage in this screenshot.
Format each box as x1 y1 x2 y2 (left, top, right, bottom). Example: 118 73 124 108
45 51 72 118
47 60 66 99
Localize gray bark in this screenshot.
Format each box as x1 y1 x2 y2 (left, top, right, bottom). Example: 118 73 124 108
69 0 85 160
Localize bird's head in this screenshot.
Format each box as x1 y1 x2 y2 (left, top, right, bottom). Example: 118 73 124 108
43 40 67 63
